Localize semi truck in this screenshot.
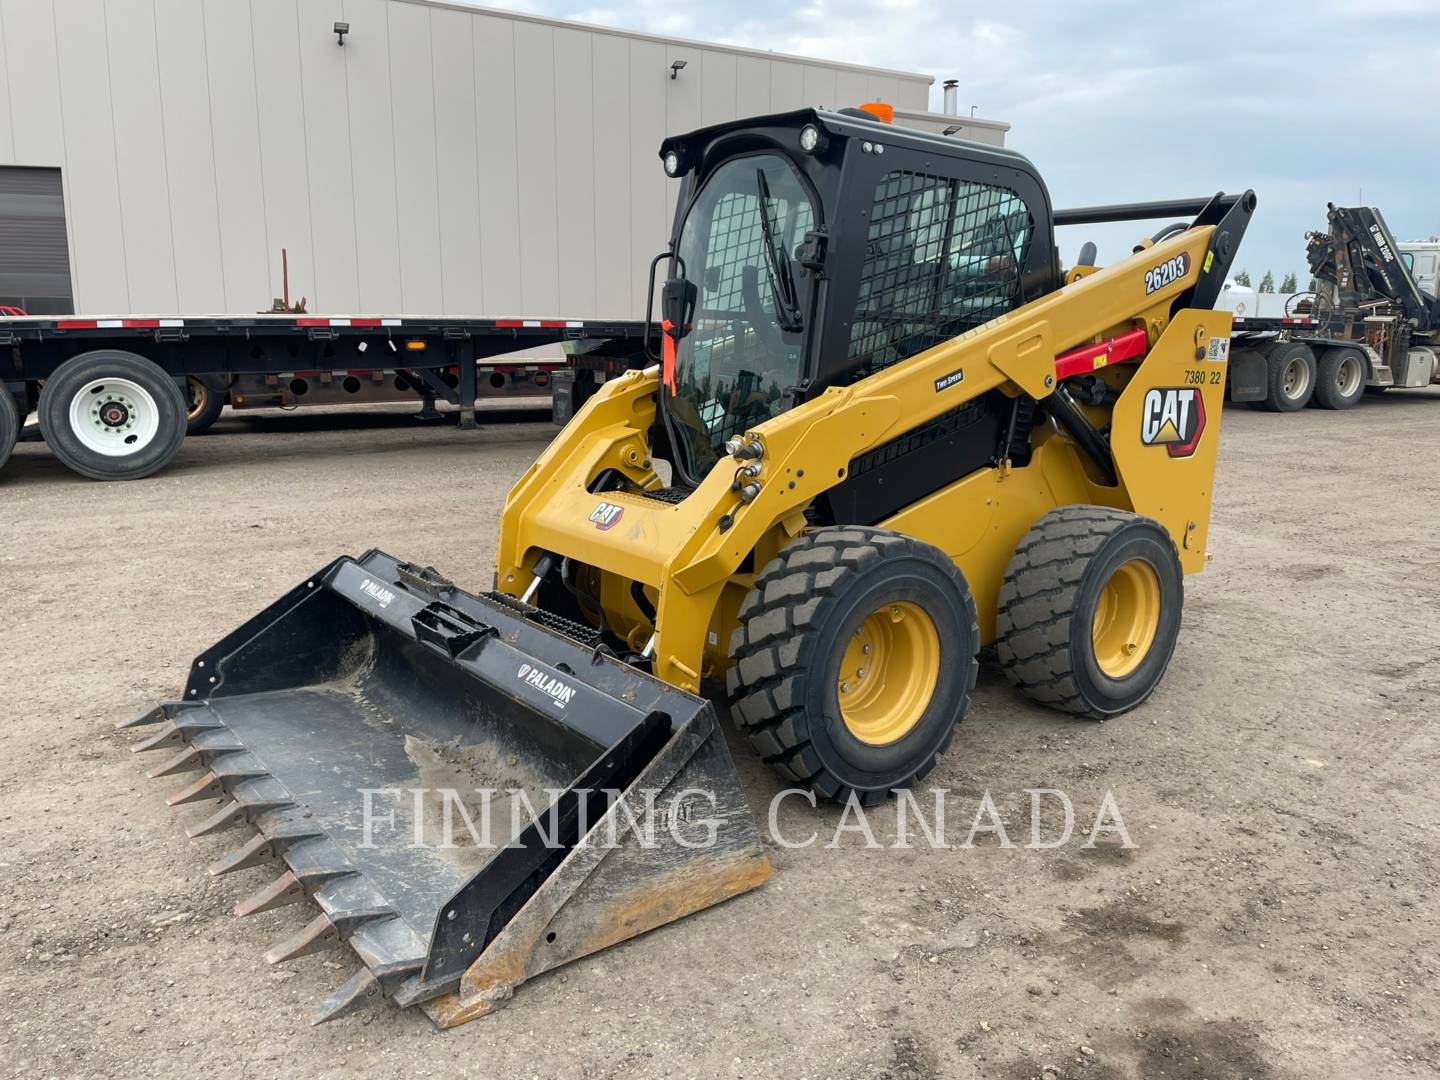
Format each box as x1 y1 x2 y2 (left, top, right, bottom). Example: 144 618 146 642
1219 205 1440 412
0 313 646 481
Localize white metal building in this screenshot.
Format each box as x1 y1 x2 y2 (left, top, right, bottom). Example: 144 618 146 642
0 0 1008 319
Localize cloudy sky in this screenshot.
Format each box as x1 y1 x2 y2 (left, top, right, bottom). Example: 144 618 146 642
514 0 1440 282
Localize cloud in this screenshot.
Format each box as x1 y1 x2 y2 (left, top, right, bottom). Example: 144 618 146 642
522 0 1440 278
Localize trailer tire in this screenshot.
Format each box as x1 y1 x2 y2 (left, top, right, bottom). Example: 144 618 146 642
185 375 227 435
0 385 18 476
1312 347 1366 410
996 506 1183 719
1261 342 1316 411
38 350 187 480
727 527 979 805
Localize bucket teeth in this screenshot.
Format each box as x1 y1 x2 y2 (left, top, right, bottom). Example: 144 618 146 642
133 724 186 754
117 704 169 730
186 801 246 838
235 870 305 917
208 832 274 877
147 745 205 779
265 913 340 964
310 968 381 1026
166 771 226 806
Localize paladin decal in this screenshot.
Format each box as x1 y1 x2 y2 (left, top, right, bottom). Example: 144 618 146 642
359 578 396 608
1140 387 1206 458
589 502 624 530
517 663 576 709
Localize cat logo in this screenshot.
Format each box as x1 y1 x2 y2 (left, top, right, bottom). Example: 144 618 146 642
1140 387 1206 458
589 502 624 530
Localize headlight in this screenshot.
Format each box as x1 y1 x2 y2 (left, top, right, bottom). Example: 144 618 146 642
663 150 682 177
799 124 824 153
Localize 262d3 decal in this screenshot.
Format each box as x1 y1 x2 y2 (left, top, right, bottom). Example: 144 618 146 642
1140 387 1206 458
1144 252 1191 295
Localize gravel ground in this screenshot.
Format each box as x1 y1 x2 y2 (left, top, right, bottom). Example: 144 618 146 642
1 393 1436 1079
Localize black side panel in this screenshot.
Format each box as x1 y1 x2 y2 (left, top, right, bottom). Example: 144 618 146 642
820 390 1008 526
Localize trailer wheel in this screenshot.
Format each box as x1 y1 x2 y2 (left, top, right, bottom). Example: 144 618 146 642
727 527 979 804
1312 347 1366 410
0 385 18 476
996 506 1183 719
185 375 227 435
1261 342 1316 411
38 350 187 480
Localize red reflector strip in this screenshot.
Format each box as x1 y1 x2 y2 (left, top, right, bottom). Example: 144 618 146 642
495 320 524 327
349 319 382 327
1054 327 1149 381
296 318 328 327
57 319 97 329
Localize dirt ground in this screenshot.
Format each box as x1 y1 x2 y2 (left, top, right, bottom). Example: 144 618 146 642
2 392 1437 1080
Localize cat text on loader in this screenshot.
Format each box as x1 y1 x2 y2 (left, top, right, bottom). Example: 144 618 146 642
123 106 1253 1028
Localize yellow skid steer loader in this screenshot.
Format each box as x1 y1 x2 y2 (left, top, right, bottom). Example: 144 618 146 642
124 106 1253 1027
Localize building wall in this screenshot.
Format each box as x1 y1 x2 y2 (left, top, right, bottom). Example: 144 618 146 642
0 0 975 318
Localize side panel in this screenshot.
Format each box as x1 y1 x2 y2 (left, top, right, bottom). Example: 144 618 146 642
1110 310 1232 575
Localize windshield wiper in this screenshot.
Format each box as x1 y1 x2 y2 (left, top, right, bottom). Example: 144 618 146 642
755 169 804 332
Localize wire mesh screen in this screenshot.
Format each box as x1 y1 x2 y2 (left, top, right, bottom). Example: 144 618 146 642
848 171 1032 376
703 192 813 314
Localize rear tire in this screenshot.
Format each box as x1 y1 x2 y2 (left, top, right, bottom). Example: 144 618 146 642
1312 347 1366 410
0 386 18 476
727 527 979 804
185 375 227 435
38 350 187 480
1261 342 1316 412
996 506 1183 719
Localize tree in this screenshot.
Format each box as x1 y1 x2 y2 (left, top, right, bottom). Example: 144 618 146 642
1280 272 1297 293
1234 269 1252 287
1258 271 1275 294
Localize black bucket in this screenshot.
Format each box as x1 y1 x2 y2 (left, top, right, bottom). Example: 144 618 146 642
123 551 769 1026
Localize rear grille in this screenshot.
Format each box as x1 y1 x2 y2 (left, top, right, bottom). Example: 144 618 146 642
640 486 692 505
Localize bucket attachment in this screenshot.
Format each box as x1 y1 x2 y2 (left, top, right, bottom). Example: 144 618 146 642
122 551 770 1027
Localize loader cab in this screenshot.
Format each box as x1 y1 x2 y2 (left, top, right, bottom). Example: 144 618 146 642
656 108 1060 485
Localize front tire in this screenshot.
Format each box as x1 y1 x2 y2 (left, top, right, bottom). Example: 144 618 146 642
996 507 1183 719
727 527 979 804
1262 342 1316 412
37 350 187 480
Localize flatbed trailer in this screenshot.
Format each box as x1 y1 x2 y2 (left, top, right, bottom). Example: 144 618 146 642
0 312 648 481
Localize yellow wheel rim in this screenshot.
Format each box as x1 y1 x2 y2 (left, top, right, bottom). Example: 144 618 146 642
1091 559 1161 679
185 377 211 423
837 601 940 746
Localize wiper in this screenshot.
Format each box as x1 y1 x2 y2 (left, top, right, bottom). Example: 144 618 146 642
755 169 804 332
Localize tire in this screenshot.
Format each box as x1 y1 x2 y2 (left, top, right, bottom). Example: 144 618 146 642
185 375 227 435
1261 342 1316 412
727 527 979 804
995 506 1184 719
0 386 18 476
37 350 187 480
1312 347 1366 410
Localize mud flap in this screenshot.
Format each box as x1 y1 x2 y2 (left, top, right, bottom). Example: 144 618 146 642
122 551 769 1025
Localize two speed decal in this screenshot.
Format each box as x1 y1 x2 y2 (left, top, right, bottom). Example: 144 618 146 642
1144 252 1191 295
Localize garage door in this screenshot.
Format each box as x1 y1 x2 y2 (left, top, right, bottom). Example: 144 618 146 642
0 166 73 315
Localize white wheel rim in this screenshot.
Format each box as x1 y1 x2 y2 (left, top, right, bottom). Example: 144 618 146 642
68 377 160 456
1336 355 1362 397
1282 357 1311 400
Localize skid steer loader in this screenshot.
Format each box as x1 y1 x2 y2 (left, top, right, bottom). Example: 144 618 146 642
123 106 1253 1028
